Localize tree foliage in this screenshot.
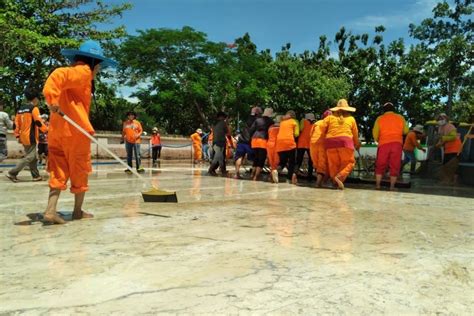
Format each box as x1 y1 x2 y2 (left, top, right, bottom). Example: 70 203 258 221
0 0 131 110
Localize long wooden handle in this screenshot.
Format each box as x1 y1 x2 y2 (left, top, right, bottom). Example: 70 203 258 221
57 110 152 186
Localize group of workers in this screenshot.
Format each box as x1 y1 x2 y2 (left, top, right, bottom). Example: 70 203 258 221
191 101 463 191
0 39 465 225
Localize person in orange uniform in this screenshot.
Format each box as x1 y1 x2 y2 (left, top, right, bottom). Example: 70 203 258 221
320 99 360 190
267 115 282 183
122 111 144 173
401 124 425 174
310 110 332 187
276 110 300 184
150 127 162 166
249 108 274 180
42 40 117 224
296 113 316 179
6 88 47 182
190 128 203 164
372 102 409 190
435 113 462 165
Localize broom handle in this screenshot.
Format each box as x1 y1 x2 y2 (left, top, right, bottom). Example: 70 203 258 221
57 110 150 186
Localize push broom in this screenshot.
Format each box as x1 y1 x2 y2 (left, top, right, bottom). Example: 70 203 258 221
58 110 178 203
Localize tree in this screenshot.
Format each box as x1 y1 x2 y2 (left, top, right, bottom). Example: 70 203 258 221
0 0 131 111
409 0 474 117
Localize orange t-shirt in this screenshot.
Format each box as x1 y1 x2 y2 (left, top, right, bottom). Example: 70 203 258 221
43 63 94 143
320 115 360 149
122 119 143 144
276 118 298 152
151 134 161 146
373 112 408 146
297 119 312 149
403 131 422 152
310 120 325 145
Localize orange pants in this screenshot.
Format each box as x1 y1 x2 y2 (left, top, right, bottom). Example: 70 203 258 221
310 142 328 175
192 144 202 160
326 147 355 182
48 135 91 193
266 144 279 170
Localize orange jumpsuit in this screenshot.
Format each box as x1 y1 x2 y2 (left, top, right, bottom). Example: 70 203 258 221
309 120 328 175
43 63 94 193
190 132 202 160
320 115 359 182
266 125 280 170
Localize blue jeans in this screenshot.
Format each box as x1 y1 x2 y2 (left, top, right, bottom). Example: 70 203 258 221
125 142 141 169
402 150 416 173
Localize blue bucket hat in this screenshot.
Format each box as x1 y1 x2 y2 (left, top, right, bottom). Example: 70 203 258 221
61 40 118 68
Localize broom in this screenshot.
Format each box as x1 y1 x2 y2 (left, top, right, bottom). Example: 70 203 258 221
58 111 178 203
439 124 473 184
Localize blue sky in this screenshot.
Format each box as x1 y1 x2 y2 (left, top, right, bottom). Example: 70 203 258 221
100 0 441 100
104 0 440 54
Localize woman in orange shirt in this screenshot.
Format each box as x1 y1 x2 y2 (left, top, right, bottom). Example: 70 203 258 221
276 110 300 184
310 110 331 187
267 115 282 183
150 127 162 166
320 99 360 189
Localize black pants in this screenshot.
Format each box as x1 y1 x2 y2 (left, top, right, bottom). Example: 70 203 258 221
38 143 48 156
296 148 313 176
278 149 296 180
252 148 267 168
209 144 227 173
152 146 162 162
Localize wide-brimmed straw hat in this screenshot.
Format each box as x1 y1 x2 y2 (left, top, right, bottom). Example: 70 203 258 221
330 99 356 112
61 40 118 69
152 127 158 132
412 124 424 133
196 128 203 134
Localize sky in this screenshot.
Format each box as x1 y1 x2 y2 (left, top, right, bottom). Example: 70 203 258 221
104 0 440 54
99 0 441 100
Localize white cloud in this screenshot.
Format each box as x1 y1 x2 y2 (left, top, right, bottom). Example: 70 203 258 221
351 0 439 30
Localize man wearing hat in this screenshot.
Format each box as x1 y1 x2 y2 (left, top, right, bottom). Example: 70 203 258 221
6 87 48 182
296 113 316 179
122 110 144 173
401 124 426 174
190 128 203 164
42 40 117 224
372 102 409 190
249 107 274 180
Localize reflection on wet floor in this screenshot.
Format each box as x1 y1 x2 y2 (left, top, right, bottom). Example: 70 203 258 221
0 160 473 314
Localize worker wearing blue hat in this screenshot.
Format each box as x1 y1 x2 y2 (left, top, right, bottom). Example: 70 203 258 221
42 40 117 224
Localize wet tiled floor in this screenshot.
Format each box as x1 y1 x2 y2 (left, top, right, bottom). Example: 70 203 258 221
0 161 472 314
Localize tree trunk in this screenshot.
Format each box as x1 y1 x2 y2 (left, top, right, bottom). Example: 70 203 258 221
446 77 453 117
193 99 210 130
